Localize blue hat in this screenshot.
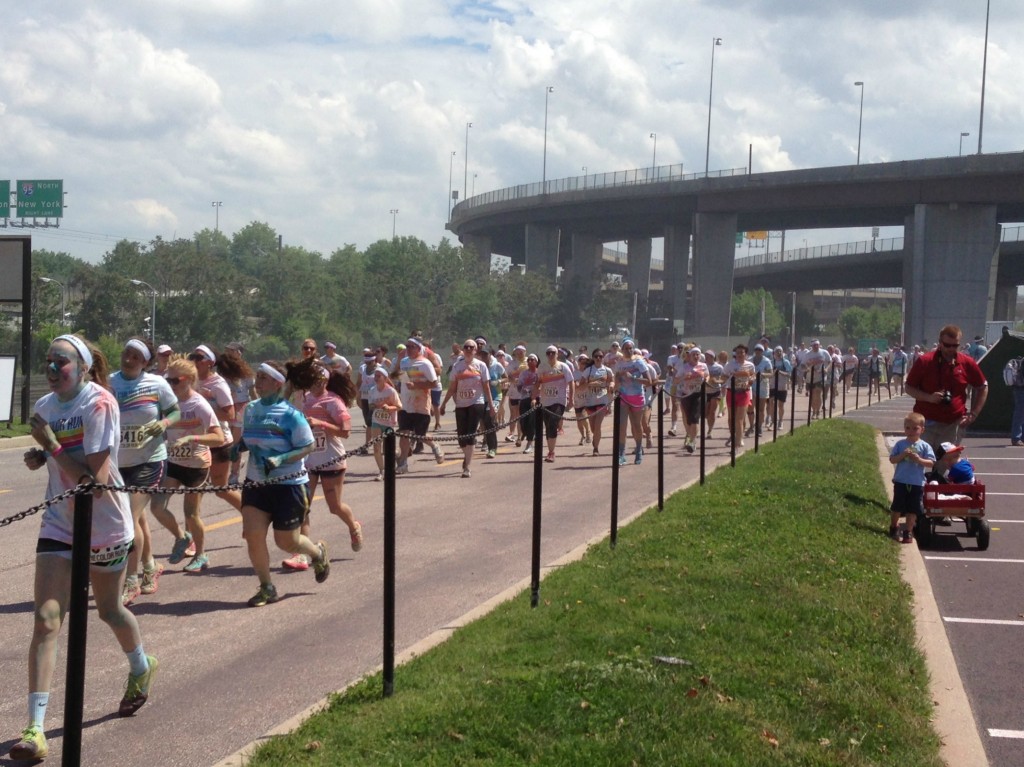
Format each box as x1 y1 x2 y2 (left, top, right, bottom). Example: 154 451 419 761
948 459 975 484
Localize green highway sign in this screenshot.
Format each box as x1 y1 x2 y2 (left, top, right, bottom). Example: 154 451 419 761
0 180 8 218
16 179 63 218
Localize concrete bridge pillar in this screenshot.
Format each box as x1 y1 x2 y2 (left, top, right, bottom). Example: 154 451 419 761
564 232 605 301
462 233 492 264
524 223 559 279
903 204 998 347
663 222 691 333
993 284 1017 322
692 212 738 335
627 238 652 298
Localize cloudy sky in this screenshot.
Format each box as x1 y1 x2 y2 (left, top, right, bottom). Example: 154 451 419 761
2 0 1021 263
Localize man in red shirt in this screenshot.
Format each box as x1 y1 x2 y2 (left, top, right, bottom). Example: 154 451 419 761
905 324 988 447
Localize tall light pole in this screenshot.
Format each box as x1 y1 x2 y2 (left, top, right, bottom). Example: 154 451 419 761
130 279 157 345
650 132 657 170
705 37 723 176
959 131 970 156
854 81 864 165
389 209 399 239
39 277 65 327
542 86 554 187
211 201 223 232
447 151 456 218
464 122 472 200
977 0 991 154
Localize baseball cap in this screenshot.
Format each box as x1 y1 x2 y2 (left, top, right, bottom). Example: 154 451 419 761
324 341 337 350
936 442 965 460
546 345 558 353
157 344 173 355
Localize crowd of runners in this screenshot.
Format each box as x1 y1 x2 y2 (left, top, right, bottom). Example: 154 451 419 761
11 328 920 761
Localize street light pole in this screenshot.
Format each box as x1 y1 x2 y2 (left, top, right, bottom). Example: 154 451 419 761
959 131 970 156
978 0 991 154
464 122 472 200
650 132 657 172
447 151 456 218
854 81 864 165
39 277 65 327
390 209 399 239
542 86 554 188
130 279 157 345
211 201 223 232
705 37 723 176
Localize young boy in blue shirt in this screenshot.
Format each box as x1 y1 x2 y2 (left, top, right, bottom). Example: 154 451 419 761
889 412 936 544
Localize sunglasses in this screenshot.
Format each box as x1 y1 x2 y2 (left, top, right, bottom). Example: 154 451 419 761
165 376 183 385
593 354 604 359
940 341 959 349
187 353 204 362
463 345 476 350
546 350 557 354
302 346 316 351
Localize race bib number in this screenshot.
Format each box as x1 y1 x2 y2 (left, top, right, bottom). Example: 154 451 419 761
313 429 328 451
168 442 194 460
682 379 702 395
457 389 476 401
120 427 147 450
373 408 391 423
543 386 560 399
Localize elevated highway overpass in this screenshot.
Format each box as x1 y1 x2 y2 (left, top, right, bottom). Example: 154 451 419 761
450 153 1024 344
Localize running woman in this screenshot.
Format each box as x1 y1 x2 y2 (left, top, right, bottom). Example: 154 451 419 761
320 341 351 376
517 354 541 454
505 345 528 446
191 345 241 513
580 349 613 456
724 345 756 448
236 361 329 607
221 345 255 485
614 340 653 465
111 337 180 606
705 350 726 436
440 339 494 478
573 354 592 446
368 367 401 481
148 358 224 573
356 348 378 446
537 345 575 462
397 337 445 473
674 346 708 453
11 335 157 762
299 363 364 553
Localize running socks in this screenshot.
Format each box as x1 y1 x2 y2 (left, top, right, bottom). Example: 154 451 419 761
126 645 150 677
28 692 49 728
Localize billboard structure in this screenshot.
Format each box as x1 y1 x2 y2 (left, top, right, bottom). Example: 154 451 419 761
1 179 64 227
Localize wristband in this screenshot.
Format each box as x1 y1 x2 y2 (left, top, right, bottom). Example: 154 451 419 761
48 444 64 458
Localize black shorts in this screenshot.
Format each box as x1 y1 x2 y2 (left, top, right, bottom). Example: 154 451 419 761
37 537 134 568
210 445 232 464
121 460 165 489
241 484 309 531
360 399 372 426
454 404 486 447
574 406 586 417
770 390 789 402
167 462 209 488
679 393 702 426
542 403 565 439
398 410 431 436
890 482 924 516
310 468 345 479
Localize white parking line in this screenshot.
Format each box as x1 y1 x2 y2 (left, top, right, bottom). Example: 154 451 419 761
944 617 1024 626
986 492 1024 497
987 519 1024 523
924 556 1024 563
989 729 1024 739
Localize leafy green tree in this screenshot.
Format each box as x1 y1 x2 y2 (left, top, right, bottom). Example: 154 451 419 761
836 304 901 345
730 288 785 338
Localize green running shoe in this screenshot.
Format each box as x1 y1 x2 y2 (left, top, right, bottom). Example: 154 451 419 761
119 655 158 717
313 541 330 584
9 725 48 761
247 582 279 607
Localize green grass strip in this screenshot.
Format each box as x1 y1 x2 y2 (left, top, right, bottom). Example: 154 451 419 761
248 419 941 766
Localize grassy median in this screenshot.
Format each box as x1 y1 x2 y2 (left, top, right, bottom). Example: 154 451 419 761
249 419 941 766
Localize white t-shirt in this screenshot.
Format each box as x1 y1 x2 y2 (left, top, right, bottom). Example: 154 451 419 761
166 390 219 469
35 383 133 555
580 364 612 407
537 360 574 407
400 356 438 415
450 357 490 407
368 385 401 428
724 359 756 391
320 353 351 376
198 372 235 442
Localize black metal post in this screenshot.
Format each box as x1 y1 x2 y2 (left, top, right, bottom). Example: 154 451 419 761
806 365 814 425
753 372 761 453
772 369 780 442
729 375 737 467
828 369 835 419
657 387 664 511
789 370 796 435
63 489 93 767
531 406 543 607
383 430 396 697
699 381 707 485
611 395 621 548
842 368 847 414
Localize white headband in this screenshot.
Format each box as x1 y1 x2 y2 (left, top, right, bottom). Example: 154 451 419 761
55 335 94 370
194 344 216 362
125 339 152 362
258 362 286 383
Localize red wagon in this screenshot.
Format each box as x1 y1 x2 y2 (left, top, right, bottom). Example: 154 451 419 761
917 483 988 550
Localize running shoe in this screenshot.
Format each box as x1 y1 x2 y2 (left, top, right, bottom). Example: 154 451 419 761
618 451 627 466
515 438 522 448
461 466 472 478
889 525 900 541
282 554 310 571
119 655 158 717
247 582 279 607
685 439 695 454
412 441 424 454
544 452 555 463
122 576 141 607
184 540 196 558
140 563 164 595
183 553 209 573
313 541 330 584
523 444 533 454
395 462 409 475
645 436 652 449
432 444 445 464
902 531 914 545
578 436 585 446
374 471 383 481
585 434 591 444
486 449 496 459
168 532 194 565
9 725 48 761
350 521 364 552
668 428 677 437
592 447 600 456
504 434 517 443
634 446 644 465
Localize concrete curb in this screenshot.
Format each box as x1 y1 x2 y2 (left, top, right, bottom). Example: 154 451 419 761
0 436 37 451
875 431 989 767
211 484 691 767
